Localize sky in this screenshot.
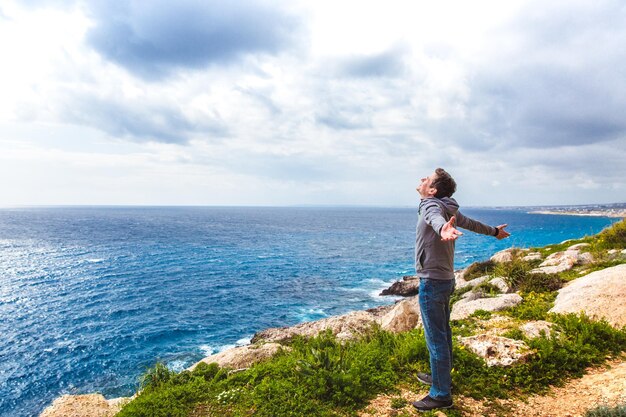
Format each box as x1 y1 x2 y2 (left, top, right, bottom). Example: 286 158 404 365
0 0 624 207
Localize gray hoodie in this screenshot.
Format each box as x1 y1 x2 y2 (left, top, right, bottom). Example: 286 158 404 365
415 197 497 280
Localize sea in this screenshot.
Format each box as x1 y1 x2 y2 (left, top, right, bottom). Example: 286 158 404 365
0 206 620 417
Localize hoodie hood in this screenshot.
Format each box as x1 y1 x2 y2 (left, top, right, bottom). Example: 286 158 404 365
419 197 459 218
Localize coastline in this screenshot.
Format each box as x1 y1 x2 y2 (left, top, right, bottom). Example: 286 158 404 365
529 208 626 218
36 217 626 417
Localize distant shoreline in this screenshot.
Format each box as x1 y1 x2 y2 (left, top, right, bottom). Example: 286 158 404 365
530 210 626 218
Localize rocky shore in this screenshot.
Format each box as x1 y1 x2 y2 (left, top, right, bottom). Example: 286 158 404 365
39 229 626 417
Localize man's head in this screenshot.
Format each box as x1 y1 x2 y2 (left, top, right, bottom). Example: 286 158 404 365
417 168 457 199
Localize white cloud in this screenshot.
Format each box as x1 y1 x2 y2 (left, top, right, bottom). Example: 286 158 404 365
0 0 624 206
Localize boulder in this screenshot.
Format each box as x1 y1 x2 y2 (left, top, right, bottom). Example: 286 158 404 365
456 275 490 291
40 394 128 417
380 276 420 296
577 252 595 265
549 264 626 328
459 334 531 366
522 252 542 262
520 320 554 339
489 277 511 293
531 250 578 274
451 294 523 320
490 249 515 263
251 310 382 344
190 343 286 371
379 297 422 332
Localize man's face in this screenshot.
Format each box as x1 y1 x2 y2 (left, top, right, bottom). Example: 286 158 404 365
417 172 438 198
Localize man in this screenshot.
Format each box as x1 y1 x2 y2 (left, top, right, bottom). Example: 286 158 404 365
412 168 510 412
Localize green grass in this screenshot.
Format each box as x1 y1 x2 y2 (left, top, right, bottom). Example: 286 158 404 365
118 313 626 416
117 219 626 416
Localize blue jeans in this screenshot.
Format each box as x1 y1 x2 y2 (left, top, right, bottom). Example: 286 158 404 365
418 278 455 401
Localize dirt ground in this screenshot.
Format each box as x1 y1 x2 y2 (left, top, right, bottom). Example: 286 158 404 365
358 359 626 417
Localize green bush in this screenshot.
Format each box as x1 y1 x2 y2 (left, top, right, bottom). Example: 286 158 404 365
516 272 563 293
504 292 556 320
594 219 626 250
463 260 496 280
585 404 626 417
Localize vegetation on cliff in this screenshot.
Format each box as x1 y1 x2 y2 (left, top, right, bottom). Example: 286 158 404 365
117 220 626 417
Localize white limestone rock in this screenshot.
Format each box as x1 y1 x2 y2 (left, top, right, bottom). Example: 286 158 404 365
459 334 531 366
379 297 422 333
549 264 626 328
40 394 129 417
190 343 287 371
490 249 515 263
451 294 523 320
489 277 511 293
520 320 554 339
522 252 543 262
456 275 490 291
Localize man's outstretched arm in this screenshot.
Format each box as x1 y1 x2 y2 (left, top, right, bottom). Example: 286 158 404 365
456 211 510 240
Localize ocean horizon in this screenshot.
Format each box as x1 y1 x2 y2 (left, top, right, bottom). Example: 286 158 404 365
0 206 620 416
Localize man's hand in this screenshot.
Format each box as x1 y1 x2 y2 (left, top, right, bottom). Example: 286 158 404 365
441 216 463 241
495 224 510 240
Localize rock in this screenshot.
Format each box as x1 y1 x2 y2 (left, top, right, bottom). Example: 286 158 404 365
380 277 420 296
455 268 468 281
607 249 626 259
40 394 128 417
451 294 523 320
522 252 542 262
490 248 515 263
461 290 482 301
489 277 510 293
379 297 422 332
459 334 531 366
189 343 287 371
540 250 579 267
549 264 626 328
568 243 590 250
577 252 595 265
456 275 490 291
531 262 575 274
520 321 553 339
531 250 578 273
251 310 382 344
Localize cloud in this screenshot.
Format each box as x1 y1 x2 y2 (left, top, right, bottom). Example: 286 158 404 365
60 93 227 144
334 46 407 78
416 0 626 150
85 0 301 79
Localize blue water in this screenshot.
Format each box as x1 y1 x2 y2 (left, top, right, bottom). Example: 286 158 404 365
0 206 619 416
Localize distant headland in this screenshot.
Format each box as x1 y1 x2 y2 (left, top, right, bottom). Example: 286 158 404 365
528 202 626 218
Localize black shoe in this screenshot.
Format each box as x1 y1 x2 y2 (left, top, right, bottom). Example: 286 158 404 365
412 395 453 412
416 372 432 385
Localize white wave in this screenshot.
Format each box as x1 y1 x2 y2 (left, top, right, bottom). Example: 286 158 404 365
199 344 216 356
86 258 104 263
167 360 187 372
235 336 252 346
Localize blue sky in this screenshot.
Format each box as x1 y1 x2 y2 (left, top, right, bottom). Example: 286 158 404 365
0 0 624 206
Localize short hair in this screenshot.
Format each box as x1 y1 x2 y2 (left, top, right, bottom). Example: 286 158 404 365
431 168 457 198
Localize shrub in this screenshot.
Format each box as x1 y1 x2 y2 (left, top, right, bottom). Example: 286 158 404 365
139 362 175 392
463 260 496 281
516 272 563 293
585 404 626 417
493 258 532 289
504 292 557 320
594 219 626 250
